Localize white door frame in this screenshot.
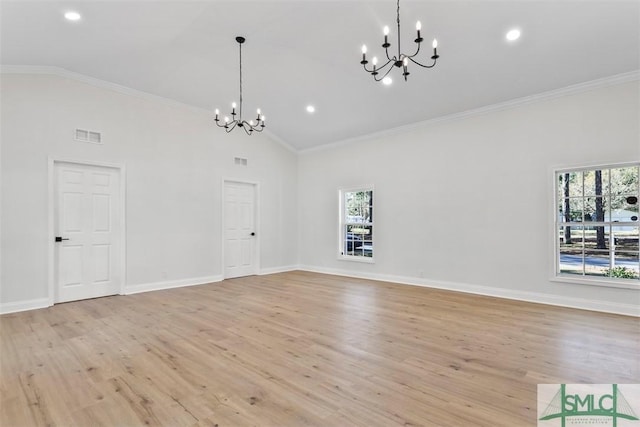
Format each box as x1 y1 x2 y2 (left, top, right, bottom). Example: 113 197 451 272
221 179 260 278
48 157 126 305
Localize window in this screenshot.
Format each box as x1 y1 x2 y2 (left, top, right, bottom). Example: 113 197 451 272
339 188 374 261
555 164 639 285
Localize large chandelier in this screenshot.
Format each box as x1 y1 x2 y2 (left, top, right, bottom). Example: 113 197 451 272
215 36 265 135
360 0 439 82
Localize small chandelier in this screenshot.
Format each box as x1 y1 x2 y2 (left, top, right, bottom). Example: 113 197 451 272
215 36 265 135
360 0 439 82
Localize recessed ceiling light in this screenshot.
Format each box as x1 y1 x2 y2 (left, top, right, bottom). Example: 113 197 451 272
506 28 521 41
382 76 393 85
64 11 81 21
306 105 315 113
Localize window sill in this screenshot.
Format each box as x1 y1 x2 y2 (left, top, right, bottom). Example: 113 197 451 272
338 255 375 264
551 275 640 290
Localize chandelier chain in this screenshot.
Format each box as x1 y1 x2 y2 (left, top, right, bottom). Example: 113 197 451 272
396 0 401 60
238 41 243 121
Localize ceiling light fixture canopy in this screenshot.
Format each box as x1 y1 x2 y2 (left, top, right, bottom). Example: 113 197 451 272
360 0 439 82
215 36 265 135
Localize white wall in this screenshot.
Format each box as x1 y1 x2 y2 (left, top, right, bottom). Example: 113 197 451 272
1 73 298 310
2 72 638 316
298 79 640 315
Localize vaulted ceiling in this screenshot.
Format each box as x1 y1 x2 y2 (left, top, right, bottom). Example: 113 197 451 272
1 1 638 151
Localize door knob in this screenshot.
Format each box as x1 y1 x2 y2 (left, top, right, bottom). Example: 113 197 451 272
55 236 70 242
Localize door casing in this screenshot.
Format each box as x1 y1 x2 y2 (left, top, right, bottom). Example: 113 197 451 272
48 158 126 305
221 179 260 279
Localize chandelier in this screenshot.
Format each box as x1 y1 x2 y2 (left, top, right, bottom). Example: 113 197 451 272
215 36 265 135
360 0 439 82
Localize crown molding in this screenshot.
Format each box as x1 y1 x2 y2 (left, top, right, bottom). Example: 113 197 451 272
0 65 296 153
3 66 638 156
1 65 210 113
300 69 640 154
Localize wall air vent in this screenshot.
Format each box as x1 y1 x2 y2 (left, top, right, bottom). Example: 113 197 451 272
234 157 248 166
75 128 102 144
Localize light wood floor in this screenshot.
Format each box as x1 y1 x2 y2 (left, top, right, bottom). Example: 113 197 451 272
1 271 638 426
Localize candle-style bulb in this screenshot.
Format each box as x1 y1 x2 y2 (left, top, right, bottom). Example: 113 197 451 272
372 57 378 66
432 39 438 48
361 44 367 54
416 21 422 31
403 57 408 66
224 116 230 123
215 108 219 115
382 25 391 48
257 108 261 115
249 120 254 126
260 115 265 121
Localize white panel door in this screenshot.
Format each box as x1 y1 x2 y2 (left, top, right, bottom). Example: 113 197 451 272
224 182 257 278
54 162 121 302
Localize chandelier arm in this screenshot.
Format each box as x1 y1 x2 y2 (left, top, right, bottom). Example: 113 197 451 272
380 57 394 69
407 56 437 69
384 45 395 63
373 63 396 82
238 120 265 135
216 119 241 130
374 61 395 78
226 120 239 133
406 40 422 59
362 57 394 74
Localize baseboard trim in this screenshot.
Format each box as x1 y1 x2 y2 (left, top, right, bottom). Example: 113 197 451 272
4 269 635 316
0 298 51 315
259 265 299 275
124 275 223 295
297 265 640 317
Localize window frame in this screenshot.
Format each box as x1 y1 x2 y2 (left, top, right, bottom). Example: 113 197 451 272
338 186 375 263
552 162 639 289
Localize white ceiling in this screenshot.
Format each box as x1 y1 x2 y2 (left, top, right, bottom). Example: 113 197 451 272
1 1 639 151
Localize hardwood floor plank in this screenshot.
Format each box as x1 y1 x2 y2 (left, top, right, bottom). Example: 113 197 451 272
1 271 638 426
